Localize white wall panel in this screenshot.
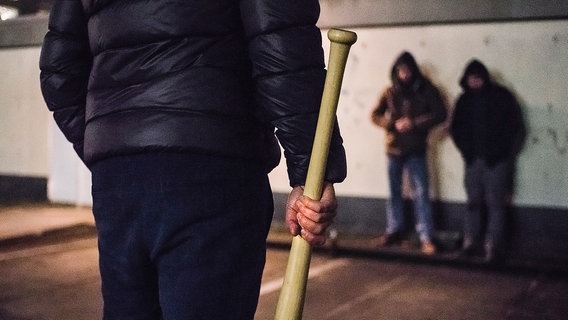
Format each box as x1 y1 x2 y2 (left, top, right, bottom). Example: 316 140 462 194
0 47 49 177
0 20 565 209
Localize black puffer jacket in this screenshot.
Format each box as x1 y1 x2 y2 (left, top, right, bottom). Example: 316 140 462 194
40 0 346 187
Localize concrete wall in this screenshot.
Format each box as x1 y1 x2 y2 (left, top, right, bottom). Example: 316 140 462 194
1 14 567 208
268 20 568 210
0 46 47 177
1 2 567 207
317 0 568 27
0 45 50 203
269 20 568 265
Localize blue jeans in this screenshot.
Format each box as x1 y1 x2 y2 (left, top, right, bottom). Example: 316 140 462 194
91 153 274 320
385 154 435 242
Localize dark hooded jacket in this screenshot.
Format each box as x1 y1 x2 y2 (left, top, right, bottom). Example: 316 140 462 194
39 0 346 187
450 59 525 166
371 52 447 157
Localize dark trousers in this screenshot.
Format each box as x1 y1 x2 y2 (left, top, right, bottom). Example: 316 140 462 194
91 153 274 320
463 158 509 252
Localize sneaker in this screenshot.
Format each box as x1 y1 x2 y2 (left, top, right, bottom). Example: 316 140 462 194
421 240 437 255
484 249 495 263
375 232 401 247
459 243 477 257
484 243 501 264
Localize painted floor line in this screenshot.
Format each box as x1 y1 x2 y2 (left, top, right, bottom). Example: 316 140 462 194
0 238 96 261
259 258 350 296
323 275 409 319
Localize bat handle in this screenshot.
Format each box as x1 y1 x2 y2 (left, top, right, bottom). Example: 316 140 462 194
274 28 357 320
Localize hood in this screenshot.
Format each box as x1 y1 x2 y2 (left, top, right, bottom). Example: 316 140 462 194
459 59 491 90
391 51 422 89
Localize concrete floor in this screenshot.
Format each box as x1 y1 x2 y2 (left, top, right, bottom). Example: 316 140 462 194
0 205 567 319
0 232 567 320
257 248 568 320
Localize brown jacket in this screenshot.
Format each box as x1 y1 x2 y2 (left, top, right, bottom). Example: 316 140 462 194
371 52 446 157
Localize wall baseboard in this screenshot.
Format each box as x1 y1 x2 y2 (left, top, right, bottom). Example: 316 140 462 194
0 175 47 204
272 192 568 269
1 177 565 269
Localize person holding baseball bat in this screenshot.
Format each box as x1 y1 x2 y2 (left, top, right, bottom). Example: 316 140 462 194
39 1 346 319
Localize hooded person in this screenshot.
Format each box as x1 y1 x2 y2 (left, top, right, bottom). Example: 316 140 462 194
450 59 525 263
371 51 447 255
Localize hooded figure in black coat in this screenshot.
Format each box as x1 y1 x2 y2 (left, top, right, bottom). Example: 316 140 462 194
450 59 525 263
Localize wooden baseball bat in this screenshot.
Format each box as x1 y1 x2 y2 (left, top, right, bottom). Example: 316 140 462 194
274 28 357 320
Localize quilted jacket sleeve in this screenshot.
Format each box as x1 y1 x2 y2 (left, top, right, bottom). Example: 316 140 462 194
39 0 92 162
240 0 347 187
